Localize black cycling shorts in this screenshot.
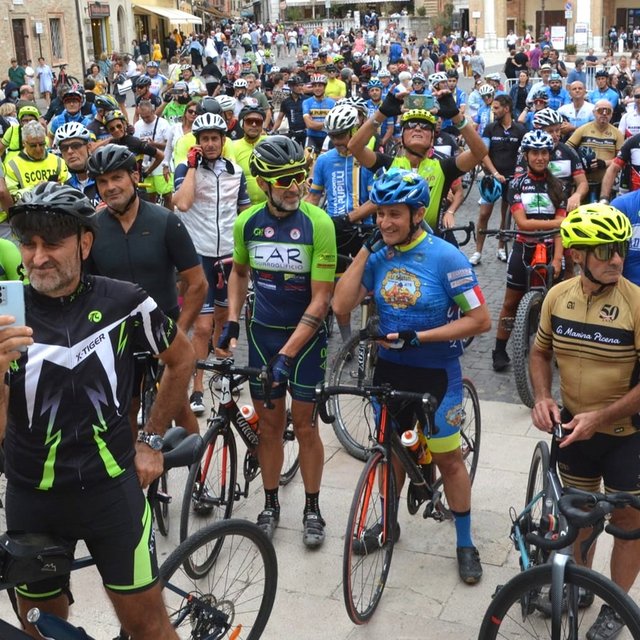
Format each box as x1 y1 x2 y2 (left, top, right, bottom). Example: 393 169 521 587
506 240 554 291
556 428 640 493
5 468 158 600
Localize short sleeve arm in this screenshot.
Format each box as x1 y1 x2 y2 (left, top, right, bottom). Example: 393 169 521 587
237 173 251 206
165 213 200 273
232 212 250 265
310 210 337 283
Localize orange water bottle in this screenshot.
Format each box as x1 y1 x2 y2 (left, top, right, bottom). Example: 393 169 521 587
401 429 430 465
237 404 260 447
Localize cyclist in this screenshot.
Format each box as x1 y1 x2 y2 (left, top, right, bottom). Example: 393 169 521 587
531 204 640 640
270 75 307 147
48 85 93 139
132 76 162 123
173 112 251 416
473 84 495 136
600 132 640 201
218 136 337 547
54 122 100 206
364 78 395 150
348 87 487 235
302 74 336 155
86 144 206 438
87 94 119 143
215 94 243 140
332 169 491 583
157 81 191 124
441 69 467 135
468 94 527 266
0 182 194 640
492 130 566 372
0 104 41 163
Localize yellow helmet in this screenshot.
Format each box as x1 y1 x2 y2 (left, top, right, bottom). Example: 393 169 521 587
560 204 632 248
400 109 437 127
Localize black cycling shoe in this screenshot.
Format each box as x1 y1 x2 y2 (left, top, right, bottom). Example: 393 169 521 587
457 546 483 584
302 512 326 549
256 508 280 540
492 349 510 372
352 521 401 556
587 604 625 640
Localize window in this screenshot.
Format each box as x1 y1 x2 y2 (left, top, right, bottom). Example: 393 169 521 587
50 18 64 60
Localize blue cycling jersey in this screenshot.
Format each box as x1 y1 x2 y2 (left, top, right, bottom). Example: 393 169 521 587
365 100 394 137
611 190 640 286
49 110 94 136
473 103 492 137
302 96 336 139
362 231 485 368
309 149 374 217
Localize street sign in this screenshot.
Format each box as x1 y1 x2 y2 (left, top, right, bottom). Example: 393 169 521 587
565 10 573 19
564 2 572 10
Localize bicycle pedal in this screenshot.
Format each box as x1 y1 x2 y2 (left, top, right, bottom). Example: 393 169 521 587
156 492 172 504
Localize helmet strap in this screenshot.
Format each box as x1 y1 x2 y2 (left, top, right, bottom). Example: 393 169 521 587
582 252 612 293
266 183 296 218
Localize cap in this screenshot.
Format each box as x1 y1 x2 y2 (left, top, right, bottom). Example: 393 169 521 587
540 64 552 71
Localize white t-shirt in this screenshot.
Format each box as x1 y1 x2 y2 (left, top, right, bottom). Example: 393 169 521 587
134 116 171 175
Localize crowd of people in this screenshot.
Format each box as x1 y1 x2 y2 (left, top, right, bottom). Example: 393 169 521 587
0 20 640 639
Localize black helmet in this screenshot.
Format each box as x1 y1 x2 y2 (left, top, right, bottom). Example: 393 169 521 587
87 143 137 177
249 135 306 177
288 75 303 85
446 69 459 79
94 94 119 111
9 183 97 234
135 75 152 89
239 105 266 122
197 96 222 115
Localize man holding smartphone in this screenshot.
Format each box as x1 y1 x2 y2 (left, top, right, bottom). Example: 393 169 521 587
0 182 194 639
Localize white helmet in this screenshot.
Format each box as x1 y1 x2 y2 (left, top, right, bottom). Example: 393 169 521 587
533 107 564 128
192 112 228 135
377 69 391 78
54 122 92 147
324 105 358 134
215 95 236 112
233 78 248 89
270 66 281 73
428 72 448 88
478 84 495 96
485 72 502 82
310 74 328 85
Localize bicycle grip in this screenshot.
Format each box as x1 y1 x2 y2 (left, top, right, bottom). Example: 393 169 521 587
605 523 640 540
559 493 610 529
314 383 335 424
524 526 578 551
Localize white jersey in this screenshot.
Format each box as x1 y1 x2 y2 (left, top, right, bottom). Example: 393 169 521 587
133 116 171 175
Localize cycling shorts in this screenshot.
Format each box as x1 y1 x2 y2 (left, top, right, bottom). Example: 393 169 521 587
558 409 640 493
372 358 464 454
200 254 232 313
305 136 325 155
247 321 327 402
506 240 554 291
5 468 158 600
146 173 174 196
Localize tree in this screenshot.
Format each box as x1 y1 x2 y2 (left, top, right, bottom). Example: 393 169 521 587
431 3 454 35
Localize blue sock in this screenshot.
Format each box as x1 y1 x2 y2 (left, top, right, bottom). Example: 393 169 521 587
452 509 473 548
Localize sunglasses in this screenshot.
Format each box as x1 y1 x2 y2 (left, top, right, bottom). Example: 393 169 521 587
589 241 629 261
108 123 124 131
263 171 307 189
244 118 264 126
403 121 433 130
634 95 640 99
595 108 612 114
59 141 86 152
186 109 198 114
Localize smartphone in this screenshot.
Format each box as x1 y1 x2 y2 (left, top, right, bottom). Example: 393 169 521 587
404 94 437 112
0 281 26 351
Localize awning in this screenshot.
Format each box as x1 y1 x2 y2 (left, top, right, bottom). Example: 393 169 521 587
199 5 230 19
132 4 203 24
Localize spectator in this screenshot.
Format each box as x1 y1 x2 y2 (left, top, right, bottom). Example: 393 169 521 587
567 58 587 85
35 57 54 105
7 59 25 86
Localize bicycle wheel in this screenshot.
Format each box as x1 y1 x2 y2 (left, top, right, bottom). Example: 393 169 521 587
343 451 396 624
502 209 517 263
180 422 237 577
460 165 477 206
280 400 299 486
512 290 544 408
154 471 170 537
478 563 640 639
329 334 378 461
523 441 552 572
161 519 278 640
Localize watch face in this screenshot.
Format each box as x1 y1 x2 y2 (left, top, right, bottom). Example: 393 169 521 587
148 434 164 451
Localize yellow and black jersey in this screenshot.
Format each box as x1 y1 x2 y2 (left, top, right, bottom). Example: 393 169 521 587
535 275 640 435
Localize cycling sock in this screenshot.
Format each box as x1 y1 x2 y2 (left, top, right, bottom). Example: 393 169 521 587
495 338 508 353
264 488 280 513
452 509 473 548
304 491 320 515
338 323 351 343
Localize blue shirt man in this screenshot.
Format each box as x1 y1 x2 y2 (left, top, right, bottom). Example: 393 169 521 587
611 190 640 285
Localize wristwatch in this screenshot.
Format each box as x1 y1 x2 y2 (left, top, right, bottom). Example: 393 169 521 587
137 431 164 451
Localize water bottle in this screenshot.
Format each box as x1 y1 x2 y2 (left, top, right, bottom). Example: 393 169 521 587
236 404 260 448
401 429 429 465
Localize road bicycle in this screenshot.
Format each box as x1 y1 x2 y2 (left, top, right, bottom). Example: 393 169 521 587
0 432 279 640
483 228 561 408
315 380 479 624
480 431 640 638
53 64 81 90
180 358 299 578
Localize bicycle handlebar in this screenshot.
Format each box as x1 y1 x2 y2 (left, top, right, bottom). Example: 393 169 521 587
481 228 560 240
440 221 476 247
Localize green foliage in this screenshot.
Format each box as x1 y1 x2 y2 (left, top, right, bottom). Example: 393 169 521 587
431 2 454 31
416 6 426 16
565 44 577 55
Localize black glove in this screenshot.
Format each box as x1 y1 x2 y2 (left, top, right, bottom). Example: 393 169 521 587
269 353 292 385
397 330 421 349
379 87 405 118
595 159 606 171
48 173 59 183
332 214 352 234
436 91 460 120
364 228 386 253
218 321 240 350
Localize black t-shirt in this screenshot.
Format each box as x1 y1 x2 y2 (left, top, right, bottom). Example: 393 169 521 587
134 93 162 109
514 52 529 70
114 134 158 159
483 121 527 177
279 95 305 132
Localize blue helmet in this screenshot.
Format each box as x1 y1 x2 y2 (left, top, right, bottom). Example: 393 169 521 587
368 78 383 89
370 169 430 209
479 175 503 204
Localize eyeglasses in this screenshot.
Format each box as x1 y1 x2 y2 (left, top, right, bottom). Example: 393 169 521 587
26 141 46 148
186 109 198 114
59 141 86 152
108 123 124 132
634 95 640 99
263 171 307 189
244 118 264 126
588 241 629 261
595 108 612 114
403 121 433 130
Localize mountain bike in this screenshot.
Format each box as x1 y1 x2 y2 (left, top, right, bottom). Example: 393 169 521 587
315 380 477 624
483 228 561 408
0 432 279 640
480 437 640 638
180 358 299 578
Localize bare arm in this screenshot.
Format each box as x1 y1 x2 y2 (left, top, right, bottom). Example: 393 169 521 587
303 114 325 131
600 162 622 201
0 178 13 213
530 343 561 431
567 172 589 211
333 247 370 315
347 114 382 169
176 264 208 333
454 113 488 173
172 166 197 212
512 205 563 231
221 261 250 353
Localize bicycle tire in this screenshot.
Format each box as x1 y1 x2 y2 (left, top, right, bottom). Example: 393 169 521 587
328 334 378 461
154 471 170 537
460 165 477 206
179 422 237 578
501 209 516 264
343 451 396 624
428 378 481 519
161 519 278 640
523 440 552 573
512 290 544 408
478 563 640 639
280 404 300 486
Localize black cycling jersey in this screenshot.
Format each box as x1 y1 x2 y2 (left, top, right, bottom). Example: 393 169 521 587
4 276 177 491
87 199 199 314
279 95 305 133
113 134 158 160
433 130 459 158
482 120 527 178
